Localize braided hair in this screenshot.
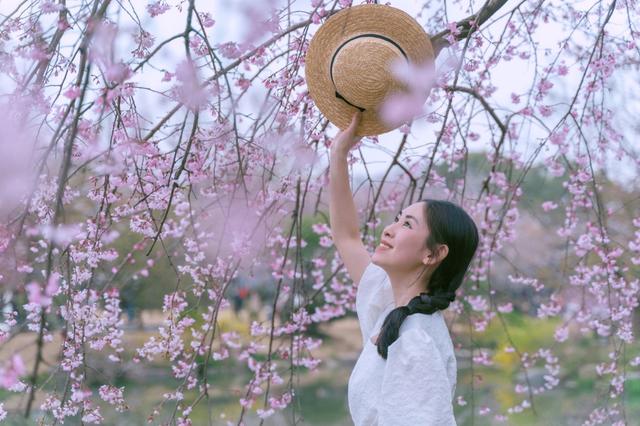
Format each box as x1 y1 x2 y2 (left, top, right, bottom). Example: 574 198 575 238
375 199 479 359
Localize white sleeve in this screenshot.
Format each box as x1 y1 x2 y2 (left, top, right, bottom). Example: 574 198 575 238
355 262 394 345
378 328 457 426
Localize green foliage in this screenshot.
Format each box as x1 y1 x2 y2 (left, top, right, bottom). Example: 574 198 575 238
475 311 562 353
434 150 568 211
289 378 349 425
106 224 184 311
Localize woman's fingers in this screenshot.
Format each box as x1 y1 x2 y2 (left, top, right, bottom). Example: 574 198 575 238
345 111 362 140
330 111 363 155
349 111 361 131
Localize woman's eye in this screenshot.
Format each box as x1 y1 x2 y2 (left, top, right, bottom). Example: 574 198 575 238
394 217 410 228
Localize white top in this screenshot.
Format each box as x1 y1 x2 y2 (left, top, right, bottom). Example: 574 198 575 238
347 262 458 426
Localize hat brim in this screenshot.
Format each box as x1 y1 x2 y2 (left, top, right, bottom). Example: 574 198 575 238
305 4 433 137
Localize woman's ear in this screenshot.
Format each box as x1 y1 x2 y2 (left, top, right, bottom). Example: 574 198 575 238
436 244 449 263
423 244 448 265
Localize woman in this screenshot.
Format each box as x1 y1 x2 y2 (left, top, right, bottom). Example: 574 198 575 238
329 111 479 425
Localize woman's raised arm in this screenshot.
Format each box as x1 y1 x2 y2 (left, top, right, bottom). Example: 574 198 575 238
329 112 371 284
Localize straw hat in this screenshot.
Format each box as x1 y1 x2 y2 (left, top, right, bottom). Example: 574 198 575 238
305 4 434 136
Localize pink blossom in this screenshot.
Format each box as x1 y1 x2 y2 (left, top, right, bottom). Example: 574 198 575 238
81 407 103 424
198 12 215 28
549 126 569 146
0 354 25 390
516 105 532 117
537 293 562 319
388 57 436 94
162 71 174 82
379 91 425 128
46 274 60 297
217 41 243 59
41 1 64 13
27 45 50 61
589 54 615 78
132 29 155 58
0 99 38 216
257 408 275 419
318 235 333 248
213 348 229 360
26 282 52 307
497 302 513 313
40 223 83 245
467 295 489 312
473 349 494 366
554 325 569 342
239 1 281 44
445 21 461 44
463 59 479 72
236 77 251 91
399 123 411 134
88 22 132 86
538 104 553 117
479 406 492 415
537 79 554 98
269 391 293 409
311 223 331 235
146 0 170 17
105 62 132 84
63 86 82 99
557 64 568 75
174 59 208 109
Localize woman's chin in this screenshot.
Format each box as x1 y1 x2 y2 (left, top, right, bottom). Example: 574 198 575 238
371 252 385 265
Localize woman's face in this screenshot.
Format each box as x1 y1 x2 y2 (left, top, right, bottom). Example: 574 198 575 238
372 201 431 271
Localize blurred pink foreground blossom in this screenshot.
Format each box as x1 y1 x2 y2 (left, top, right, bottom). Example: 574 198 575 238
378 57 436 128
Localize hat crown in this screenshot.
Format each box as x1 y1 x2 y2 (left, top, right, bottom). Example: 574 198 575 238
304 4 435 136
330 34 409 111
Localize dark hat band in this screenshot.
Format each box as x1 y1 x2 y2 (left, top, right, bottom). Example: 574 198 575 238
329 33 409 112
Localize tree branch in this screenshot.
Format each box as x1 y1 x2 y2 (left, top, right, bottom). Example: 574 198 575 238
430 0 510 57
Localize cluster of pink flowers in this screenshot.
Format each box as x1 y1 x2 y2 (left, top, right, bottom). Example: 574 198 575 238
146 0 170 17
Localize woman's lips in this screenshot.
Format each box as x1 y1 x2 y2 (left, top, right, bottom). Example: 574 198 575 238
378 243 392 250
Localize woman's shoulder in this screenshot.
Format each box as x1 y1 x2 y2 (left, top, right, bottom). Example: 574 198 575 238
401 310 445 331
387 323 454 366
398 312 453 351
355 262 394 343
358 261 387 284
356 262 393 308
386 327 436 362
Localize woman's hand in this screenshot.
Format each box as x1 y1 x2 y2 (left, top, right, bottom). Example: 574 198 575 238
330 111 362 157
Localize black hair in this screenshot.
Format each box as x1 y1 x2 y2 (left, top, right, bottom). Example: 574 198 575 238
375 199 479 359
